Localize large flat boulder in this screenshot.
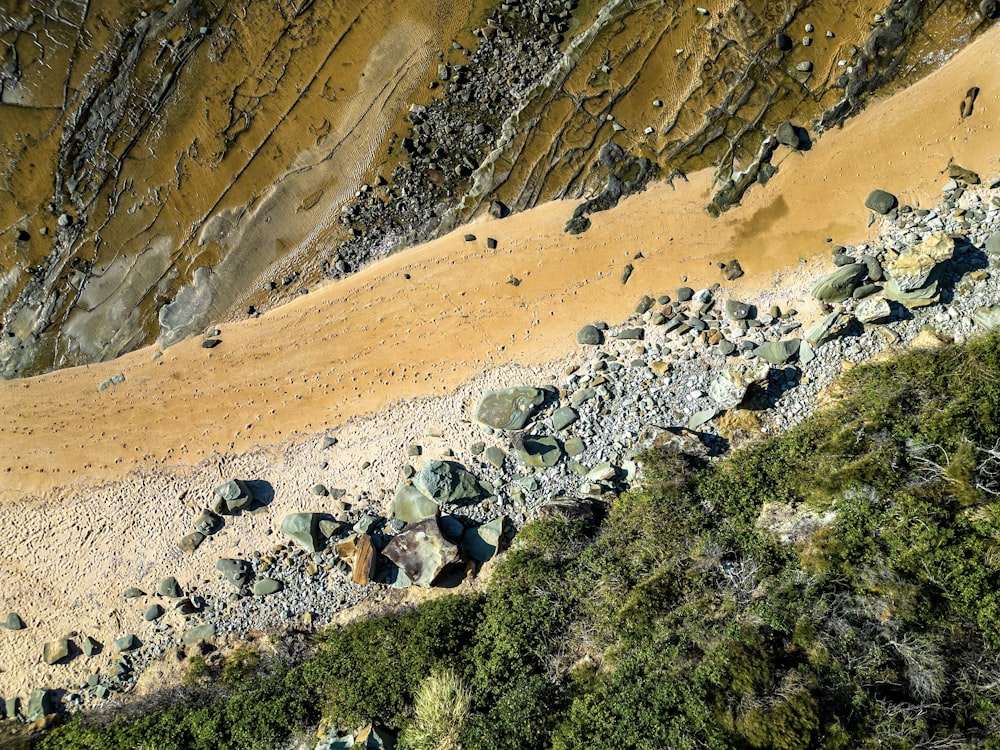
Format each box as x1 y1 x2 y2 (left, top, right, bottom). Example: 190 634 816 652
382 518 459 587
754 339 800 365
811 264 868 303
280 513 321 552
885 231 954 291
413 460 482 505
390 483 439 523
474 387 544 430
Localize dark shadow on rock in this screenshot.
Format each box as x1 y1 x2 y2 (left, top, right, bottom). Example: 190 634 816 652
937 237 989 304
244 480 275 510
790 125 813 151
744 366 803 411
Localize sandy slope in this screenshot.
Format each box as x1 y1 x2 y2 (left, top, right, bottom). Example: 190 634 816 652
0 24 999 700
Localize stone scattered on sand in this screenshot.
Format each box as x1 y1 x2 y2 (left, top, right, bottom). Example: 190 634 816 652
754 339 801 365
615 327 644 340
725 299 751 320
216 558 253 590
382 518 459 587
414 460 482 504
280 513 322 553
178 532 205 554
708 361 770 409
81 636 99 657
201 339 221 349
253 578 283 596
723 259 745 280
43 639 70 665
474 387 544 430
194 509 222 535
463 517 507 562
123 588 146 599
775 122 801 149
576 325 603 345
156 576 183 598
1 613 24 630
948 163 980 184
114 635 138 652
856 296 893 324
865 189 898 215
144 604 165 622
811 263 868 302
884 231 954 291
484 446 506 468
391 483 439 523
516 436 563 468
551 407 579 430
213 478 254 514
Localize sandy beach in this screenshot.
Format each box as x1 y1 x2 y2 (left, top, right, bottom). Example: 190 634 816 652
1 22 999 703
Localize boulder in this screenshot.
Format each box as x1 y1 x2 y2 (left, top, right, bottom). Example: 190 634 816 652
575 325 603 345
723 259 745 280
462 517 507 562
42 639 70 665
81 636 99 657
193 509 221 535
474 387 544 430
974 304 1000 330
754 339 800 365
484 446 505 468
708 361 770 409
382 518 460 587
182 624 216 644
413 460 482 504
631 424 709 458
26 689 54 722
1 613 24 630
614 327 644 340
178 532 205 554
280 513 321 552
811 263 868 302
884 231 954 291
114 635 137 652
985 230 1000 256
390 483 439 523
804 311 854 347
859 254 884 281
489 200 509 219
156 576 183 598
213 478 254 514
216 558 253 590
253 578 283 596
884 269 941 308
855 295 892 324
516 436 563 468
775 122 801 149
865 189 898 215
948 164 980 184
144 604 164 621
551 407 579 430
725 299 751 320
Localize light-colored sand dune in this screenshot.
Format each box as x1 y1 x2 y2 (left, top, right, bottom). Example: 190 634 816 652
0 24 998 700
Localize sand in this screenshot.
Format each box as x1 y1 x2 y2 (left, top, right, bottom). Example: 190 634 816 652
0 23 999 701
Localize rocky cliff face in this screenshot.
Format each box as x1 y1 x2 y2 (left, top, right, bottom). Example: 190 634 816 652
0 0 989 377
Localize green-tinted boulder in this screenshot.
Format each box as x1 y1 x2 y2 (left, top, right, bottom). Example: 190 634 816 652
413 460 482 504
216 558 252 590
986 230 1000 256
551 407 579 430
194 509 222 535
113 635 137 652
516 436 563 468
280 513 321 552
804 311 854 347
474 387 544 430
463 517 507 561
564 437 586 456
156 576 183 598
484 446 505 468
570 387 597 407
183 624 217 644
42 639 70 665
974 304 1000 330
811 264 867 302
382 518 459 587
123 587 145 599
576 325 603 345
213 478 254 513
26 689 54 722
885 231 954 291
1 613 24 630
390 484 439 523
144 604 164 622
754 339 800 365
865 189 897 215
253 578 283 596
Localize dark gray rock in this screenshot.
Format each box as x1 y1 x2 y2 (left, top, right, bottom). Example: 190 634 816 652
551 407 579 430
183 624 216 644
123 587 145 599
26 689 54 722
194 509 222 535
865 189 898 215
474 387 544 430
114 635 138 652
776 122 801 149
213 478 254 514
724 259 745 280
676 286 694 302
516 436 563 468
614 327 644 340
725 299 750 320
81 635 99 657
178 531 205 554
156 576 183 598
576 325 603 345
754 339 801 365
253 578 283 596
463 517 507 562
1 613 24 630
144 604 164 621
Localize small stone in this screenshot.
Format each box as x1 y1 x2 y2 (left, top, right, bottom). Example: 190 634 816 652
253 578 283 596
123 588 145 600
114 635 138 652
144 605 165 622
178 532 205 554
156 577 183 598
576 325 603 345
1 613 24 630
484 446 505 468
43 639 70 665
